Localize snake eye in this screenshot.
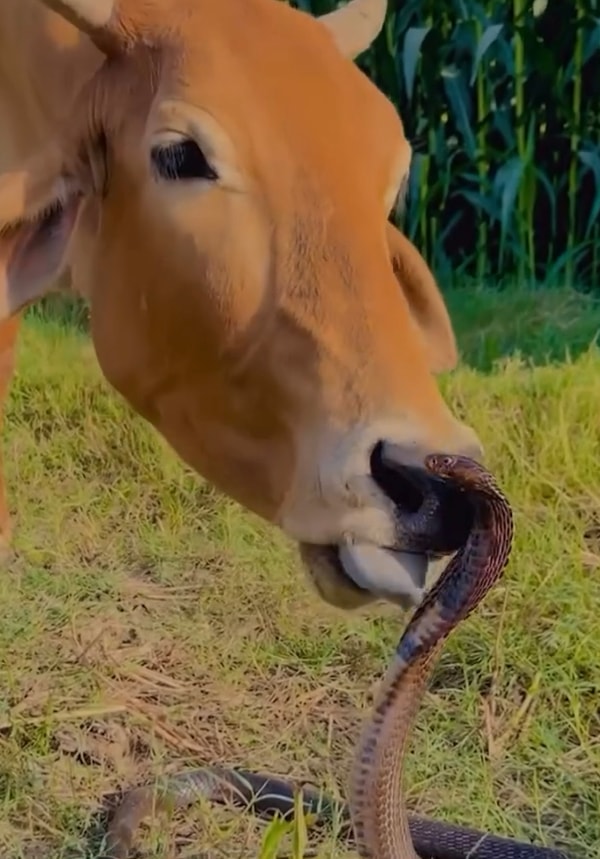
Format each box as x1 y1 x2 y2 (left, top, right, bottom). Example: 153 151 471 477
425 453 449 474
427 453 455 474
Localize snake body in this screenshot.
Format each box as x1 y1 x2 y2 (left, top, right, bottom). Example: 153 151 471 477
348 453 514 858
102 455 569 859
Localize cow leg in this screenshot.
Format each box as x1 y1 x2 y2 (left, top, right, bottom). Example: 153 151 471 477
0 315 20 557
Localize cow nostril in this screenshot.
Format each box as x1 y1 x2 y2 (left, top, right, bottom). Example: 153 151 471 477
370 440 476 552
370 441 424 513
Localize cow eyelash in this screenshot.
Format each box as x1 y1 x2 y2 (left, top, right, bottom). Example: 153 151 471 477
151 139 218 182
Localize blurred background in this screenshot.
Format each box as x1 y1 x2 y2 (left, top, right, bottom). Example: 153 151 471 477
290 0 600 291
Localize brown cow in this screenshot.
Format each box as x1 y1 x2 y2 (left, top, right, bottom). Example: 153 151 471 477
0 0 482 611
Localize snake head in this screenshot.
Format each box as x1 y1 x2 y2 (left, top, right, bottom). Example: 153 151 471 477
424 453 458 475
424 453 492 491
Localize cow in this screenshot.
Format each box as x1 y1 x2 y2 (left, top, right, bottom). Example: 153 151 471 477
0 0 482 613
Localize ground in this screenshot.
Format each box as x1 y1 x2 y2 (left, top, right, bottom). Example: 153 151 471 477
0 286 599 858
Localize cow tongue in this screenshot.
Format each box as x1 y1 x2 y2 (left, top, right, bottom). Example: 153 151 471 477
338 544 428 610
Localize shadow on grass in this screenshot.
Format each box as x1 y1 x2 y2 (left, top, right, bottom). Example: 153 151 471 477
28 292 90 335
27 283 600 375
446 283 600 373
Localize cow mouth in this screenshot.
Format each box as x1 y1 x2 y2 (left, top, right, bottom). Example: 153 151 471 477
300 542 432 609
300 442 475 609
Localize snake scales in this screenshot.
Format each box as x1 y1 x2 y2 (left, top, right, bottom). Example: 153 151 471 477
101 454 570 859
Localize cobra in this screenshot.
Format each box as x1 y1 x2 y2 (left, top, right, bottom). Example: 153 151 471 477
348 452 514 858
101 456 568 859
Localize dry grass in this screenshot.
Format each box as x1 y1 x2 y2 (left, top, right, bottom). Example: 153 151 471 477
0 288 599 858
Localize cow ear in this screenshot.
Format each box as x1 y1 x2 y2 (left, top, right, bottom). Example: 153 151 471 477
386 222 458 373
0 150 84 320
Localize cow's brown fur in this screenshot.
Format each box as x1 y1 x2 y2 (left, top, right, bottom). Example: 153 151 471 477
0 0 481 605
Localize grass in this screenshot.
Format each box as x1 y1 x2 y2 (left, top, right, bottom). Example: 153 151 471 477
0 285 599 858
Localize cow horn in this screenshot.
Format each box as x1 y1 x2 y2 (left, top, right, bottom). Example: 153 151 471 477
38 0 126 55
319 0 388 59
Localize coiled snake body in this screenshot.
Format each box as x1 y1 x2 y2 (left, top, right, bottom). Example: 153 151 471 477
103 455 568 859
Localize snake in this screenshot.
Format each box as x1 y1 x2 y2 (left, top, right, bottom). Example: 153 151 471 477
100 454 570 859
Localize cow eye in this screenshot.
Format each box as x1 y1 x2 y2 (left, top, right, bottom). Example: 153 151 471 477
151 139 218 182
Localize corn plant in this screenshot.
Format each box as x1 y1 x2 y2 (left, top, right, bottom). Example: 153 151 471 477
289 0 600 289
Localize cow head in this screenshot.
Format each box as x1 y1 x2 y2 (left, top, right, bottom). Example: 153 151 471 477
0 0 482 610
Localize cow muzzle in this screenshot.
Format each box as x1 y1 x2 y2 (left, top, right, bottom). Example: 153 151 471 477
298 439 477 611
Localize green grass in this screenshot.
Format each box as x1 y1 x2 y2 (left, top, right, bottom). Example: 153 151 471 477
1 286 599 858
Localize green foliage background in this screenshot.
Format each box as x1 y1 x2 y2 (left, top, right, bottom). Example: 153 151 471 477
289 0 600 288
